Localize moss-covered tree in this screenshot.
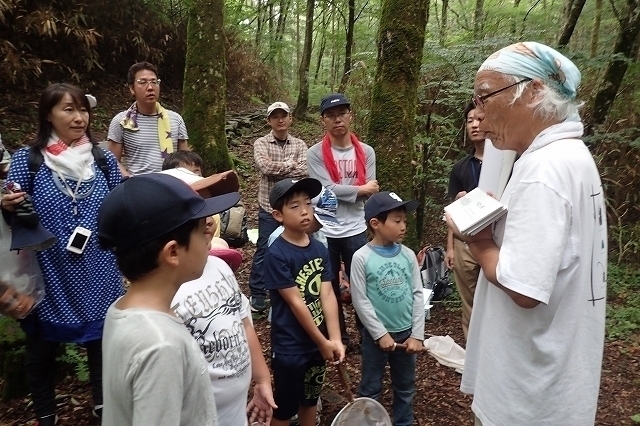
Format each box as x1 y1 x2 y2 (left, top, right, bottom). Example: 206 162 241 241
365 0 429 249
182 0 233 173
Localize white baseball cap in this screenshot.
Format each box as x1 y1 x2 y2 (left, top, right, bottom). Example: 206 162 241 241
267 102 290 117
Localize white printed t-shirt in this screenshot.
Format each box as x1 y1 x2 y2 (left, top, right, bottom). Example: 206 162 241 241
461 122 607 426
172 256 252 426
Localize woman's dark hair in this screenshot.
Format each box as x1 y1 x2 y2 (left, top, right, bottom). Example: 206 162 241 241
113 219 199 281
32 83 95 150
127 62 159 85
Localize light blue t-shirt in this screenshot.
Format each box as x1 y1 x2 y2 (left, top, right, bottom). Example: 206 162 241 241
350 243 425 341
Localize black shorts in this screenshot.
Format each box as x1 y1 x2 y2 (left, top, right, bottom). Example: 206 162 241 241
272 350 326 420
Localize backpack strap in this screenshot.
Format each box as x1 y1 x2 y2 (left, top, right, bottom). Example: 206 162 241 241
27 147 44 191
91 145 110 182
27 145 110 189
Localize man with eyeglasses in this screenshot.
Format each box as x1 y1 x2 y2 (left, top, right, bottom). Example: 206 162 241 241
107 62 189 176
445 102 483 340
446 42 607 426
307 93 378 352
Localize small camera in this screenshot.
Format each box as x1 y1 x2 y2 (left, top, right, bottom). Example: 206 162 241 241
66 226 92 254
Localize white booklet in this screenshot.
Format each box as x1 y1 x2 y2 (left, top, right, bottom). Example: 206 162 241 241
477 139 516 199
444 187 507 236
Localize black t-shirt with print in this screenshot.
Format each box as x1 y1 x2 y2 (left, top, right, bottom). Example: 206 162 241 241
264 236 333 354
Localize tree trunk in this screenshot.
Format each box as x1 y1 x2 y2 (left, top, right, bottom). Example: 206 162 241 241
338 0 356 92
314 6 327 83
590 0 602 57
366 0 429 249
473 0 484 39
588 0 640 130
182 0 233 173
439 0 448 46
293 0 315 117
557 0 586 47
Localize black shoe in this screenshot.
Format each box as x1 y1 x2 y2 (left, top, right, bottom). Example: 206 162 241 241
250 296 267 313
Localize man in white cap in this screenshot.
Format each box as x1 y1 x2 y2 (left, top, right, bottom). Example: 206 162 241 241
249 102 308 316
447 42 607 425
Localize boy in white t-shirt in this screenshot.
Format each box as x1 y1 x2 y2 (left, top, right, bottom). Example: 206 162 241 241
163 167 277 426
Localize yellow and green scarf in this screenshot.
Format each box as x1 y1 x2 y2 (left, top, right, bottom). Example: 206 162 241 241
120 102 173 158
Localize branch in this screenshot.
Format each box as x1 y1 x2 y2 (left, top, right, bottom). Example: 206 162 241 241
607 0 621 23
355 0 370 21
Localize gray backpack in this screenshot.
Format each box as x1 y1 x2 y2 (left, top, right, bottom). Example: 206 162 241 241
219 201 248 248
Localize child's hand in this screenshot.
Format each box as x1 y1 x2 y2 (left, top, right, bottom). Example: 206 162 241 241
319 339 338 363
246 381 277 425
331 340 345 364
377 334 396 352
403 337 424 354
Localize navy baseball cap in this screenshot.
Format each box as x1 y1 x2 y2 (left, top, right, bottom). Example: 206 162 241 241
269 178 322 209
320 93 350 115
364 191 419 222
98 173 240 251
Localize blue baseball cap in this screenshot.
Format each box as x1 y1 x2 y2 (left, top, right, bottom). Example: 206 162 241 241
98 173 240 251
365 191 419 222
320 93 350 115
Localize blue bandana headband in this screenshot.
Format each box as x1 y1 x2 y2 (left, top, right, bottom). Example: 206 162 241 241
478 42 581 99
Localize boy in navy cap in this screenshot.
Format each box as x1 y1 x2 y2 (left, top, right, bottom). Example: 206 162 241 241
263 177 344 426
350 191 424 426
97 173 240 426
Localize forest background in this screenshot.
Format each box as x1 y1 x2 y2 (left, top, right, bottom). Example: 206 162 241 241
0 0 639 423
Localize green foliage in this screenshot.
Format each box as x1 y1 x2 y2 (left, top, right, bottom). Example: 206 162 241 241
0 0 185 85
606 264 640 340
586 129 640 265
0 316 25 348
631 413 640 423
0 317 27 400
229 152 251 178
56 344 89 383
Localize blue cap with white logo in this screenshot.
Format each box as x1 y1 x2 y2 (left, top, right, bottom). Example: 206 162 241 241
365 191 419 223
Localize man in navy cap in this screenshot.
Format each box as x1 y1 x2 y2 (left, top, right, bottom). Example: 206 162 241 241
307 93 379 350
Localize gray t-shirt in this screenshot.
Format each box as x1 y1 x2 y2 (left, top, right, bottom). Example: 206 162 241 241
102 303 218 426
107 109 188 175
306 141 376 238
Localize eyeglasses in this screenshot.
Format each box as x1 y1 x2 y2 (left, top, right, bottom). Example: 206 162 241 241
134 79 161 86
472 78 532 107
323 111 350 121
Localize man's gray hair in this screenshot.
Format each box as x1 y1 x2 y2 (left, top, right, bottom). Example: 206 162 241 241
504 74 582 122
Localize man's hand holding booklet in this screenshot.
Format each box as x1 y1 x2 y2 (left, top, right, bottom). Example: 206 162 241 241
444 188 507 236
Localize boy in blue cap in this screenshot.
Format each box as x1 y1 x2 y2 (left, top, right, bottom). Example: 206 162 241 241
350 191 424 426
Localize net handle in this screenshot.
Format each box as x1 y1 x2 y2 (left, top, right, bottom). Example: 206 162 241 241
335 362 356 403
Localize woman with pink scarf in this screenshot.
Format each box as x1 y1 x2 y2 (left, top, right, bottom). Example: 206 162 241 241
1 84 124 426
